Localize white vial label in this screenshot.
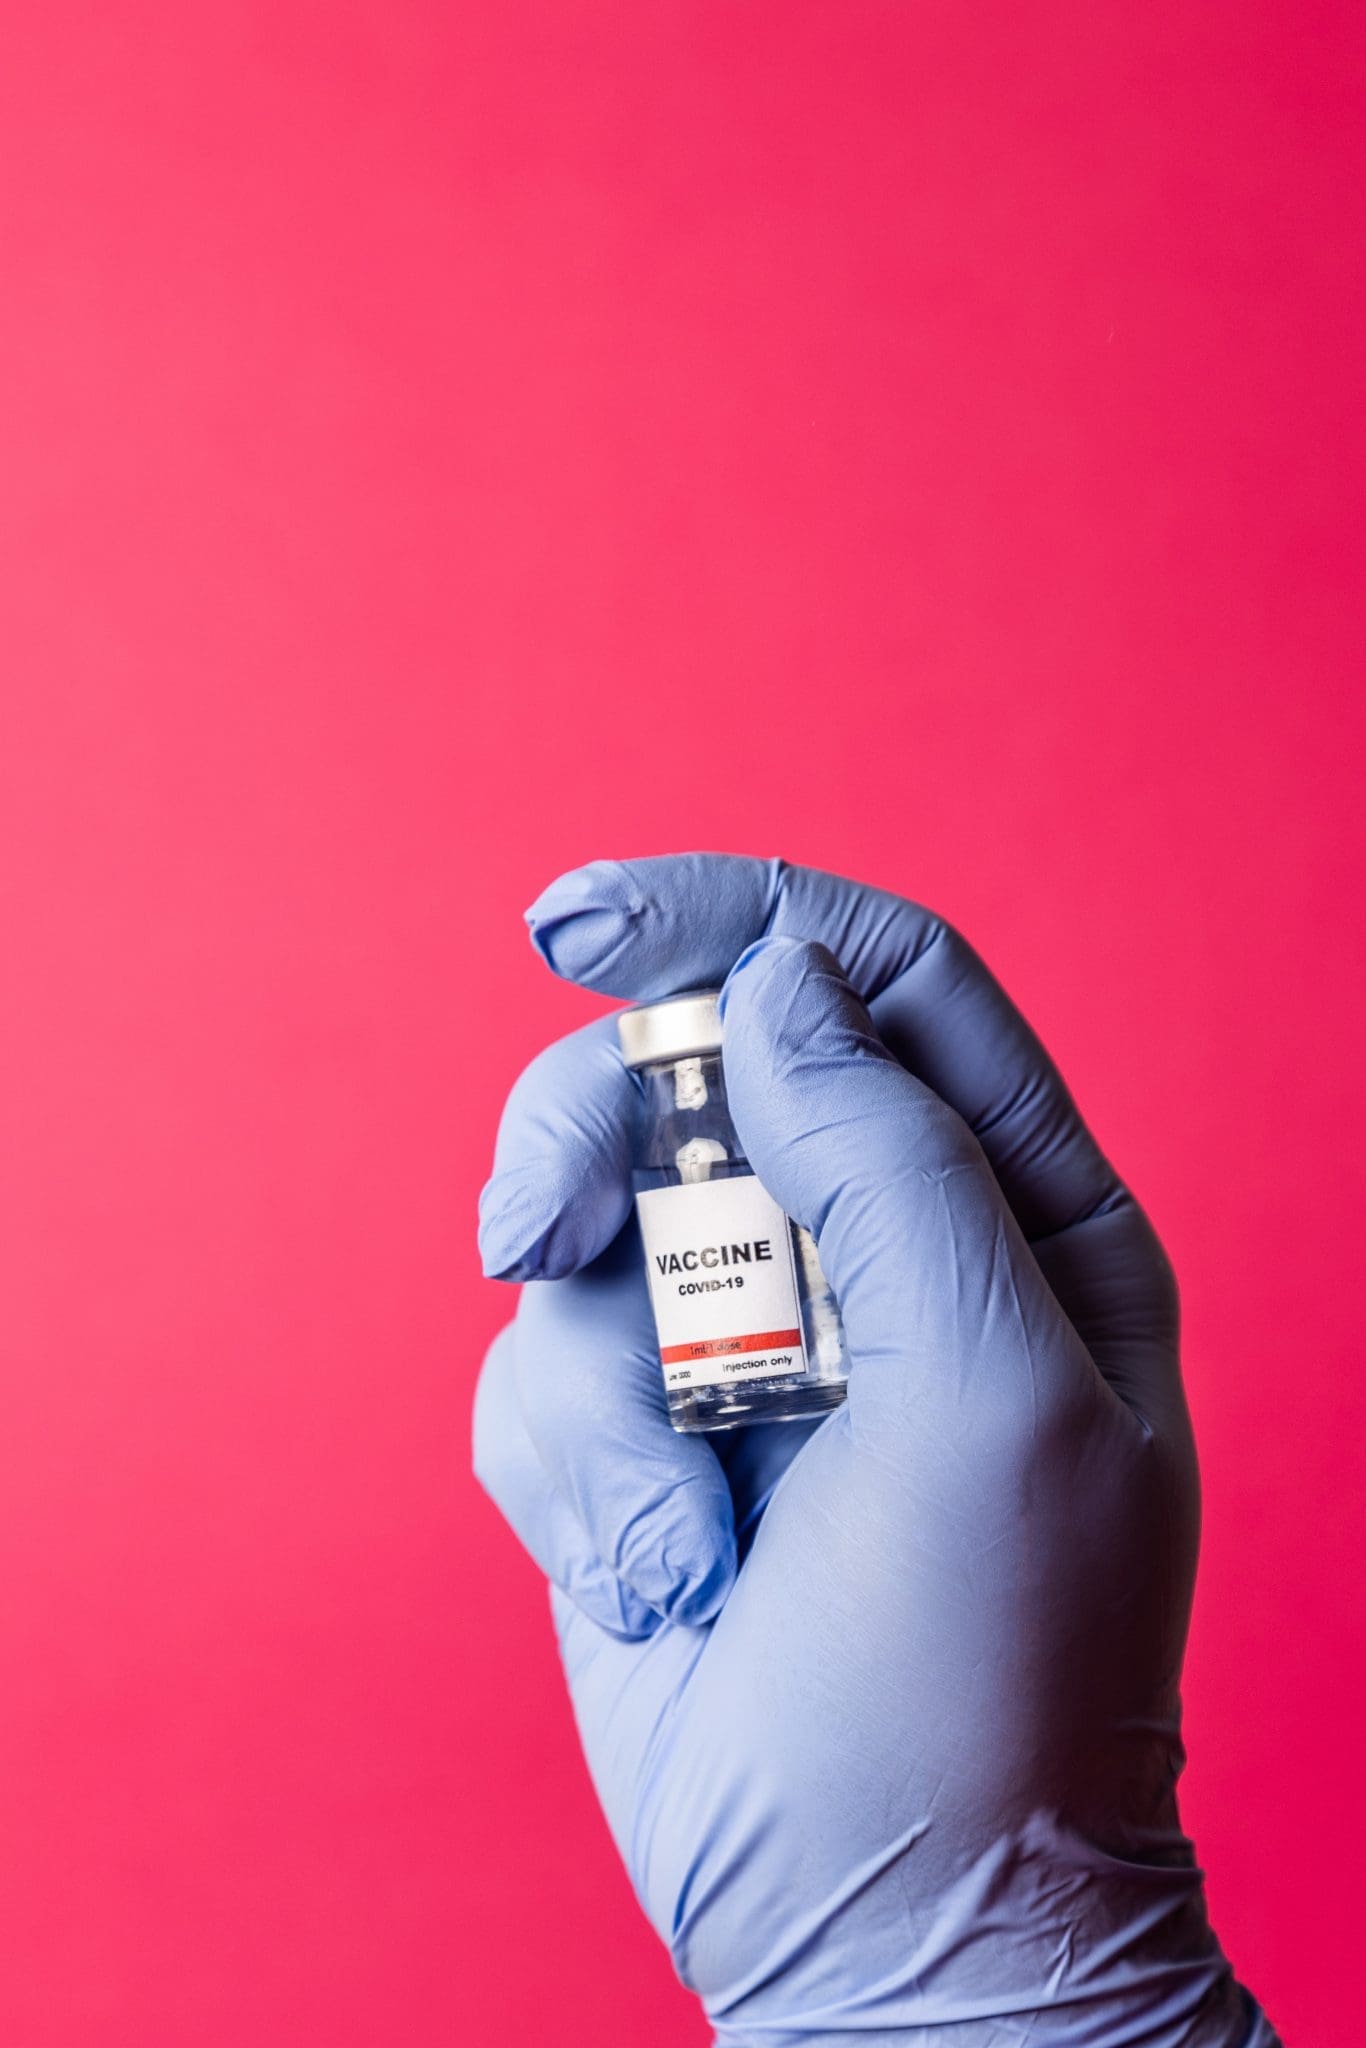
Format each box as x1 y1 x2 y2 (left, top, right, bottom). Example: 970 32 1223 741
635 1175 809 1392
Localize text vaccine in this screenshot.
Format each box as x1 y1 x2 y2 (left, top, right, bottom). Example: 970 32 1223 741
617 990 849 1434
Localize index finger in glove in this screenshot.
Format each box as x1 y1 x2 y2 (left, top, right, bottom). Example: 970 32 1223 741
478 1013 634 1284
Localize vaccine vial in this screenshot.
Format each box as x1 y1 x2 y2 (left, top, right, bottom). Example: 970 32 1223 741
617 990 850 1434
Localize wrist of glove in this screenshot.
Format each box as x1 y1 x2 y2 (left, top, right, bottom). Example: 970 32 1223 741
476 855 1280 2048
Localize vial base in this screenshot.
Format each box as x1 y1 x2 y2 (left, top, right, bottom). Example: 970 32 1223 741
667 1375 848 1434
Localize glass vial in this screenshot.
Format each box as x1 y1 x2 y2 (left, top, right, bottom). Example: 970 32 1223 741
618 990 849 1434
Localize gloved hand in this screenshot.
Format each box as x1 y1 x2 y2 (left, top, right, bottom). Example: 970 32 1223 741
474 855 1278 2047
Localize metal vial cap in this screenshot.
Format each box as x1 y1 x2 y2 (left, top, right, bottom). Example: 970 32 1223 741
616 990 723 1069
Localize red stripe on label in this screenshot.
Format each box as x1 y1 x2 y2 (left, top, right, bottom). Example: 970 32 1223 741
659 1328 802 1365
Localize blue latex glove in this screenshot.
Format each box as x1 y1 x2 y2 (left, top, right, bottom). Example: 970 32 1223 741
474 856 1278 2047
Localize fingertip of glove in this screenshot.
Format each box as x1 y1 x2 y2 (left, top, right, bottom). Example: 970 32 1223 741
611 1492 738 1630
477 1161 595 1281
524 861 644 984
720 935 850 1041
664 1548 736 1628
567 1566 663 1641
478 1166 537 1279
719 931 816 1011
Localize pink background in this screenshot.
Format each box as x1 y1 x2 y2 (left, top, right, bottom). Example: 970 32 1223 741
2 5 1362 2042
